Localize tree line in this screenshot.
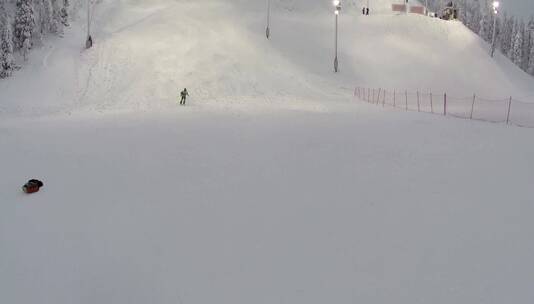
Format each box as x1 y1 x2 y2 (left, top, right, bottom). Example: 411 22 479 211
426 0 534 76
1 0 70 78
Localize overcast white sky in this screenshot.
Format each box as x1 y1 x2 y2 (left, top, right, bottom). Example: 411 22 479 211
500 0 534 20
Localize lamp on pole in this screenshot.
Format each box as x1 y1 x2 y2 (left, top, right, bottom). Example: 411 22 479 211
333 0 341 72
266 0 271 39
86 0 93 49
490 1 499 57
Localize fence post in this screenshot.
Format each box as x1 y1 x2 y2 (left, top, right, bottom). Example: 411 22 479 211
367 88 370 103
393 89 396 107
372 89 375 104
444 93 447 116
417 91 420 112
470 94 476 119
377 88 381 105
430 91 433 113
383 90 386 106
506 97 512 125
376 88 382 104
405 90 408 111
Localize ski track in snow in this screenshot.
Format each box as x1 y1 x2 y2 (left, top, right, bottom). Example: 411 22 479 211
42 44 56 69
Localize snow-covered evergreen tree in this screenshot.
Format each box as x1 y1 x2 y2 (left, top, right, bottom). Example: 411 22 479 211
50 0 63 34
511 22 523 66
502 17 516 57
456 0 468 23
478 2 493 42
14 0 36 50
522 26 531 70
527 19 534 75
524 18 534 73
499 14 515 56
37 0 54 39
479 15 489 41
529 41 534 75
60 0 69 27
0 25 15 78
0 0 15 78
22 34 30 60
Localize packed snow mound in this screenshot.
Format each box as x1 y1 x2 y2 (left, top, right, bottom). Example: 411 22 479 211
350 13 534 96
0 0 533 116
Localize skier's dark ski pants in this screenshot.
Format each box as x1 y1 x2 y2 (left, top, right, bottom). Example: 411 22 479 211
180 97 186 105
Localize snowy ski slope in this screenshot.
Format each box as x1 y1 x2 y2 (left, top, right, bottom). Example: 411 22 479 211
1 1 534 304
0 0 533 116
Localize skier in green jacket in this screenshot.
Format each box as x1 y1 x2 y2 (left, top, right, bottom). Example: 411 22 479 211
180 88 189 105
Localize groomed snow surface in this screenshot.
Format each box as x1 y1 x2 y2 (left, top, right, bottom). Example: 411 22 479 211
1 0 534 303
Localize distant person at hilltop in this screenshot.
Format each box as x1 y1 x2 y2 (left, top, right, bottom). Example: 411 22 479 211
180 88 189 105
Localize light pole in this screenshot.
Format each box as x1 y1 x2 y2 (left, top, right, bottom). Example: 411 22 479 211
266 0 271 39
86 0 93 48
334 0 341 73
490 1 499 57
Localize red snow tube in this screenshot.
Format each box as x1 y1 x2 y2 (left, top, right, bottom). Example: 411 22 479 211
22 179 44 194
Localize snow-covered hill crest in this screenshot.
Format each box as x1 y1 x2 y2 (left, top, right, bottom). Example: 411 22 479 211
1 0 533 116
